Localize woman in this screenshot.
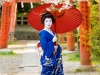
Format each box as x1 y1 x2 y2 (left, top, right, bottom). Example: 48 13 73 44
37 11 64 75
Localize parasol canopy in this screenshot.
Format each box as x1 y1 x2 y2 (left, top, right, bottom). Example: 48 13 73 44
27 3 83 34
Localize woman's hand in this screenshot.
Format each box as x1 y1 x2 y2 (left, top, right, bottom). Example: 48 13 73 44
52 35 57 43
53 49 57 55
54 45 58 50
53 45 58 55
38 47 43 56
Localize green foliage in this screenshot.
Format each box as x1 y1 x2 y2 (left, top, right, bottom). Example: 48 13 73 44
62 53 80 62
92 54 100 64
91 4 99 28
90 4 100 59
8 41 18 45
73 66 97 73
62 52 100 64
0 50 16 55
73 0 79 8
90 25 100 58
17 3 40 14
90 0 98 4
68 53 80 61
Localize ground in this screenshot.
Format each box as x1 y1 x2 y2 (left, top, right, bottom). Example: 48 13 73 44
0 40 100 75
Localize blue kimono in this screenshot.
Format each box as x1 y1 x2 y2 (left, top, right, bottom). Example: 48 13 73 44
39 30 64 75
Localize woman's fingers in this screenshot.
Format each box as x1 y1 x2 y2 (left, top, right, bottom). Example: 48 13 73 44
53 49 57 55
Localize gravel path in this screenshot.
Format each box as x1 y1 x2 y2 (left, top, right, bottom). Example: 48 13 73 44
0 55 22 75
63 62 100 75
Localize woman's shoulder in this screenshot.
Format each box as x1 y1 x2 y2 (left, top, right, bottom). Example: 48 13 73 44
39 30 45 33
39 30 46 36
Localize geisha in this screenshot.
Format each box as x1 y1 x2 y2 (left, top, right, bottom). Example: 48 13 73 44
37 11 64 75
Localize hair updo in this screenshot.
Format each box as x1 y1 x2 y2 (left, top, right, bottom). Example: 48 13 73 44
41 11 55 25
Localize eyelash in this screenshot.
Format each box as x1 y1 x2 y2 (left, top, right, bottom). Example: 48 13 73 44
46 21 51 22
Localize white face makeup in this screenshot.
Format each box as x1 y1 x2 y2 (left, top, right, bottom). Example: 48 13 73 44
44 18 52 28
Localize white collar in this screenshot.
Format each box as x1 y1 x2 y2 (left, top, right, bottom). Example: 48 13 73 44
43 29 54 36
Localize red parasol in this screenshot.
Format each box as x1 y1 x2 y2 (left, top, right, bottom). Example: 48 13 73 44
27 4 82 34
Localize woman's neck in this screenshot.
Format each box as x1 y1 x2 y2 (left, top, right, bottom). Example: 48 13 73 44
44 27 50 31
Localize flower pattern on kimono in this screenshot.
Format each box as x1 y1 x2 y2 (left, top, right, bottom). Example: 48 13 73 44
43 56 53 66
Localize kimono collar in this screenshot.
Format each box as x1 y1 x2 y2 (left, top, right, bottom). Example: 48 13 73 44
43 29 55 36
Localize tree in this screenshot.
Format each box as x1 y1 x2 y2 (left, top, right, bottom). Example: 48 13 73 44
99 0 100 25
90 4 100 59
17 3 40 14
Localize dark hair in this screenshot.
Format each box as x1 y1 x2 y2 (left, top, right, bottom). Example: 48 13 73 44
41 11 55 25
